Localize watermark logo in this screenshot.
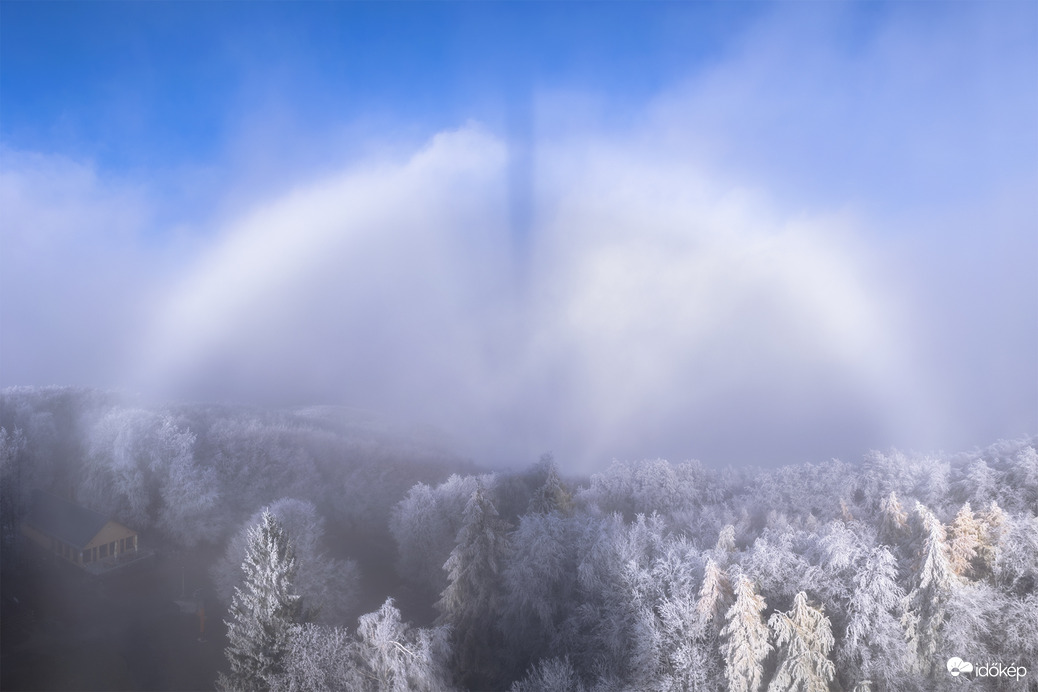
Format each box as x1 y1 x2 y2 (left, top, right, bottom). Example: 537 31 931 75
947 656 1028 682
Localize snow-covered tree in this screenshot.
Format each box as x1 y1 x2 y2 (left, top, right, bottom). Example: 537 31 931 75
838 547 908 691
436 481 510 689
352 598 452 692
1005 443 1038 512
154 417 220 546
955 457 999 507
721 574 772 692
998 591 1038 666
977 500 1008 579
947 502 982 578
713 524 738 562
877 491 907 546
219 510 303 692
273 623 356 692
768 591 835 692
79 410 220 545
642 536 721 691
696 558 733 629
271 602 451 692
557 513 659 687
510 657 586 692
503 509 578 672
943 582 1001 665
0 426 27 549
993 513 1038 593
742 529 815 611
902 503 959 674
528 455 572 515
213 498 360 625
390 473 489 596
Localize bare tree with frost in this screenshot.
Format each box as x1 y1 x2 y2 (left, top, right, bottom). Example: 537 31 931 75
352 598 453 692
272 623 355 692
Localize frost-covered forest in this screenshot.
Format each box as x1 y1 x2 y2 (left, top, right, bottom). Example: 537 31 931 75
2 386 1036 691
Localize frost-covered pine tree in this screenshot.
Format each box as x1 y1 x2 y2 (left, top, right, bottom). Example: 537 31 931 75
947 502 982 578
213 498 360 625
902 503 959 674
977 500 1008 578
837 546 908 691
503 508 577 674
767 591 835 692
720 574 772 692
877 491 907 546
528 455 572 515
219 510 303 692
713 524 738 563
436 481 509 689
696 558 733 629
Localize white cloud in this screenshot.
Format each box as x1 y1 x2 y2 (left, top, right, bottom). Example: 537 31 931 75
116 120 920 469
0 151 160 388
4 4 1033 469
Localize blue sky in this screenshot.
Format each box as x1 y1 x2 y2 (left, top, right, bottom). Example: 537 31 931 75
2 1 1036 469
2 2 753 169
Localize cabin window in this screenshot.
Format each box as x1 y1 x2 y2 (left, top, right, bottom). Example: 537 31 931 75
110 541 116 556
83 550 91 563
100 543 108 558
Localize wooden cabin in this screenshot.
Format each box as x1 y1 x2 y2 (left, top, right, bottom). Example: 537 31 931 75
21 490 138 572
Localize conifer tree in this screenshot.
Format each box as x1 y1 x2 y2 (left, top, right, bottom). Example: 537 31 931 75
715 524 737 560
436 481 510 689
696 558 733 629
721 574 772 692
768 591 835 692
838 547 907 691
219 510 303 692
977 500 1008 578
877 491 907 545
948 502 982 578
902 503 958 674
528 455 572 515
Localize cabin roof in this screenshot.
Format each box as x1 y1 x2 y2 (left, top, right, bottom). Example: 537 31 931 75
24 490 118 550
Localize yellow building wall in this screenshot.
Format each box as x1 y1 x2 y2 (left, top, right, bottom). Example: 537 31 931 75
22 520 138 566
84 521 137 551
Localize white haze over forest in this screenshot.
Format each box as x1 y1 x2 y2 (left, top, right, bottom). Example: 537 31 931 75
2 3 1035 470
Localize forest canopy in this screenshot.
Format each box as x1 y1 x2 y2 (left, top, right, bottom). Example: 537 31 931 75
1 386 1035 691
